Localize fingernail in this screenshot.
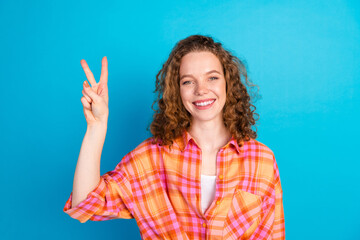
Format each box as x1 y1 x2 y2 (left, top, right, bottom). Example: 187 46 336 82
83 81 89 87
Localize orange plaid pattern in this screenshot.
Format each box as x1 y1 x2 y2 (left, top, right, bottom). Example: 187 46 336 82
64 131 285 239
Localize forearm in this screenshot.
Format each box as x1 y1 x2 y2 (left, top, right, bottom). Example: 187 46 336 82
71 123 107 207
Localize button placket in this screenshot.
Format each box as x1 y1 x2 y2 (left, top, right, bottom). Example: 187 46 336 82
216 149 224 210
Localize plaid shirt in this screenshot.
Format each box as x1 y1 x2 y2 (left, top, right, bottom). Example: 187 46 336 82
64 131 285 239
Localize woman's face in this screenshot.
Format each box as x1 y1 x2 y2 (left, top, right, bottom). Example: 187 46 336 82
179 51 226 124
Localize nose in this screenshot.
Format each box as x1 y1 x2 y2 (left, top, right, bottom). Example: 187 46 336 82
195 81 209 95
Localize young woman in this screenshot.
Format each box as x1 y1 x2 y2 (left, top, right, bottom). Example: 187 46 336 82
64 35 285 239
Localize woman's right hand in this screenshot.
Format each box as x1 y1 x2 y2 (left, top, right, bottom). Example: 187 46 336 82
80 56 109 126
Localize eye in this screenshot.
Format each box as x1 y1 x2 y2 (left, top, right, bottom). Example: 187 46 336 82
209 76 218 80
182 80 192 85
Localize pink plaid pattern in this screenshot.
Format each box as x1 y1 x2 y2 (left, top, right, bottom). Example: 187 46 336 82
64 131 285 239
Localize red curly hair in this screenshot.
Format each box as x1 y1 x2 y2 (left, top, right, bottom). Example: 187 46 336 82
150 35 259 147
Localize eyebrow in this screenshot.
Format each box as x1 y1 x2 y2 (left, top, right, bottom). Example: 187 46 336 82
180 70 222 80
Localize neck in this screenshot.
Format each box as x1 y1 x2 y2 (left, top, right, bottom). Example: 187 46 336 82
188 118 231 152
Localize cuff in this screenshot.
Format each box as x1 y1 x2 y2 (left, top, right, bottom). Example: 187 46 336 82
63 179 106 223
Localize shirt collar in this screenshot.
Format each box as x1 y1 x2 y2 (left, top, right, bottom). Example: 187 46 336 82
174 130 242 154
226 137 242 154
174 130 193 152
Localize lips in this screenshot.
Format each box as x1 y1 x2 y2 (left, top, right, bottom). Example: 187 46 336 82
192 99 216 109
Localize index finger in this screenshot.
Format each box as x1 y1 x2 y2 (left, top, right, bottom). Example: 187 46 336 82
80 59 97 87
99 56 108 85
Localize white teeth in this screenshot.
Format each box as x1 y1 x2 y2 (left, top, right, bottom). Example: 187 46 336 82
194 100 214 106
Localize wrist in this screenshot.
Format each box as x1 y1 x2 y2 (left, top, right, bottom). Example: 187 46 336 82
87 121 108 132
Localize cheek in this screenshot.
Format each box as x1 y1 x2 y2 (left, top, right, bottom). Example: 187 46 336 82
221 81 227 96
179 88 185 103
214 82 226 96
217 81 227 105
180 88 190 103
179 89 193 113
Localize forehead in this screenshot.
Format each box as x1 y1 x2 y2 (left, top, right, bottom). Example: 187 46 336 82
179 51 223 75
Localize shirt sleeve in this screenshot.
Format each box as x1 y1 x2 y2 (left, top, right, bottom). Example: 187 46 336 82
272 156 285 240
63 161 134 223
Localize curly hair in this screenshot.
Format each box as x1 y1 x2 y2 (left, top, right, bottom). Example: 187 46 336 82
150 35 259 147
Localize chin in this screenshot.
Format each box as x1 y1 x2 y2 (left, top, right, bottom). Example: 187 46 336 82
191 114 222 123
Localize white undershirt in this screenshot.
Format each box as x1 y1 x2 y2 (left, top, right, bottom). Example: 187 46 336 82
201 174 217 213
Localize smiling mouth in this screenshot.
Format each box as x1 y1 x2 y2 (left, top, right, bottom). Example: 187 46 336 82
193 99 216 107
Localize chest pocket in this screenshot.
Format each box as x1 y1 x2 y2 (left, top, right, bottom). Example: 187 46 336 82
223 189 262 239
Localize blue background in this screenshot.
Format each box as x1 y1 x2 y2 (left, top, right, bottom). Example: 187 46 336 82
1 0 359 239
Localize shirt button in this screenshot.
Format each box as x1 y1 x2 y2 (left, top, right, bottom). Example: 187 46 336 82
219 175 224 180
216 200 220 205
202 223 207 228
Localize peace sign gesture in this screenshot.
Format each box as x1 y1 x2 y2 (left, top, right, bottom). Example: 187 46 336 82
80 56 109 126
